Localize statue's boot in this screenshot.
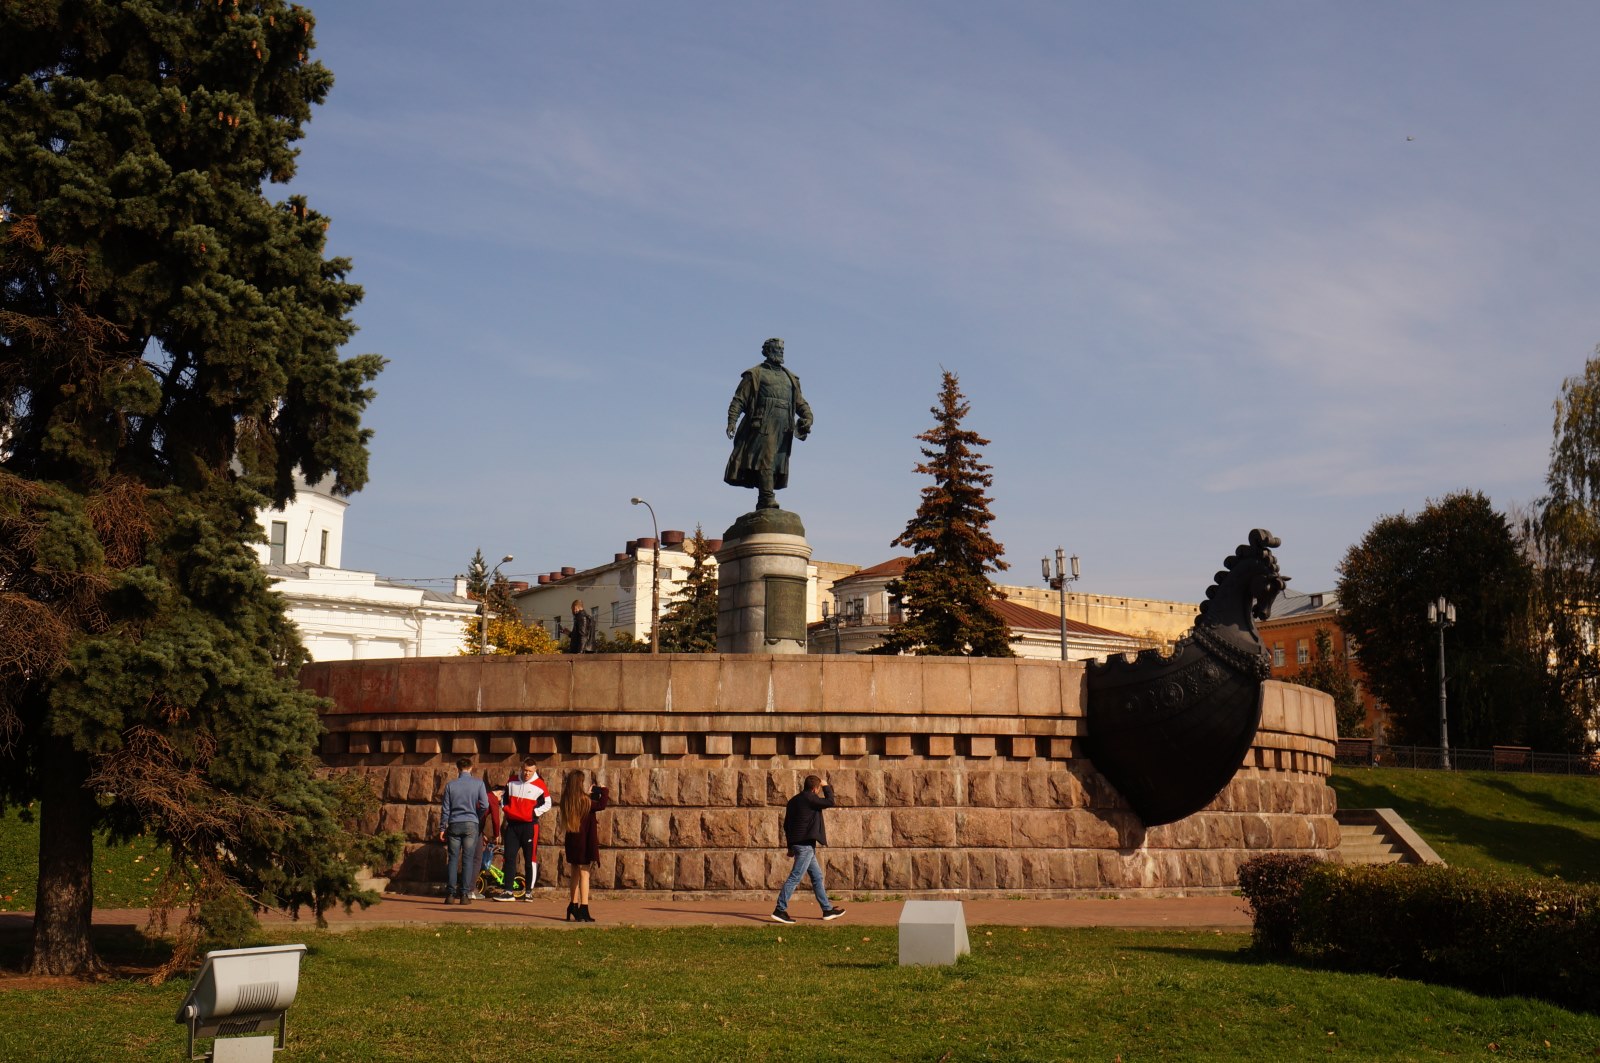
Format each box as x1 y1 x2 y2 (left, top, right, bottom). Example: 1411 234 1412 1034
756 474 779 509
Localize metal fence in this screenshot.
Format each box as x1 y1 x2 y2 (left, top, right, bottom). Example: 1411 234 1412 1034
1335 739 1600 776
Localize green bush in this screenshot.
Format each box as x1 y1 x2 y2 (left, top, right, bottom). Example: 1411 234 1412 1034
1238 856 1600 1012
1236 853 1320 956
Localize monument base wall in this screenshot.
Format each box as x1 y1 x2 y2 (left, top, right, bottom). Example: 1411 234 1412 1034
301 655 1338 897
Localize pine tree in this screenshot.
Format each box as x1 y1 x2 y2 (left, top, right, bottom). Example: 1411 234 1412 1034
874 371 1014 656
656 525 720 653
0 2 394 976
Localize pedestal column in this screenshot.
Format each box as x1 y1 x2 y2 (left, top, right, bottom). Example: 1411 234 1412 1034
716 510 811 654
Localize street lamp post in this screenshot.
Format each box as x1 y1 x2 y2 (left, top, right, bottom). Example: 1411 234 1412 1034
1427 595 1456 770
630 497 660 654
1041 548 1081 661
478 553 514 656
822 600 843 653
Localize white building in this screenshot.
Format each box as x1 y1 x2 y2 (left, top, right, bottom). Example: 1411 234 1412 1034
252 476 478 661
511 530 860 644
511 530 731 643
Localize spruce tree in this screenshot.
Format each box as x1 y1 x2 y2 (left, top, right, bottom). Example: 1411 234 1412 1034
0 1 394 976
656 525 719 653
874 371 1014 656
466 548 488 601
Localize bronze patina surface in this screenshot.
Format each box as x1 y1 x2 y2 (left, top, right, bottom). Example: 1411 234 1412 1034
724 337 813 510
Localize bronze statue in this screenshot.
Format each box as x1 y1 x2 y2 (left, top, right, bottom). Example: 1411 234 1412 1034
1085 530 1288 826
724 338 813 510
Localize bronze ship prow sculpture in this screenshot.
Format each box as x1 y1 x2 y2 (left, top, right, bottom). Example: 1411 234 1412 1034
1085 529 1288 826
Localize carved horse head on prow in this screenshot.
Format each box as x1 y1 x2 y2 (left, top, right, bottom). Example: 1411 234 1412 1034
1196 528 1288 642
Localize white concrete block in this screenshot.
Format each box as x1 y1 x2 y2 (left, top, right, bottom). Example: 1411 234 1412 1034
898 900 971 966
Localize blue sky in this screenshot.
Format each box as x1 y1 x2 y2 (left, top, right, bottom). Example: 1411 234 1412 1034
289 1 1600 603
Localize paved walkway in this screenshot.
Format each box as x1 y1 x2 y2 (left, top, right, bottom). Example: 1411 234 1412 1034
5 894 1253 933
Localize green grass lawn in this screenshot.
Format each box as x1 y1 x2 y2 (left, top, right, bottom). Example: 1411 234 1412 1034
3 923 1597 1062
1329 765 1600 882
6 773 1600 1058
0 805 182 914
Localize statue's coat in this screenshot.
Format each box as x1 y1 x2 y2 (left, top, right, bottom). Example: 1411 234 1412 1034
724 361 813 492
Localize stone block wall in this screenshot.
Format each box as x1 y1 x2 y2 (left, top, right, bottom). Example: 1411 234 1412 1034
303 655 1338 897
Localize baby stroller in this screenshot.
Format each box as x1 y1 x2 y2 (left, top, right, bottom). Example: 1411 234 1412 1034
477 842 527 900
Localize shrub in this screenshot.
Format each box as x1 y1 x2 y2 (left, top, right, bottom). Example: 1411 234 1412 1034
1236 853 1321 956
1241 857 1600 1013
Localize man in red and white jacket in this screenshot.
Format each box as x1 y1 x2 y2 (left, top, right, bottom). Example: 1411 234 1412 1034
498 756 552 900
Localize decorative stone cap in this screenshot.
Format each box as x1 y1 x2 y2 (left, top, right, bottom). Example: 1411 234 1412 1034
723 508 806 540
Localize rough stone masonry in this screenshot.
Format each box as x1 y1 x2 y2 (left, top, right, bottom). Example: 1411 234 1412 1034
303 654 1338 897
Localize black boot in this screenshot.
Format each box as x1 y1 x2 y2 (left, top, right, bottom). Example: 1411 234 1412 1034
565 902 579 922
579 904 595 923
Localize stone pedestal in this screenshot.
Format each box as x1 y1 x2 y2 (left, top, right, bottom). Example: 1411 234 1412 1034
716 509 811 654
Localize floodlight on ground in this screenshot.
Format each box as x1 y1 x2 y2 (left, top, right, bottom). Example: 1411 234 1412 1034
898 900 971 966
176 943 306 1062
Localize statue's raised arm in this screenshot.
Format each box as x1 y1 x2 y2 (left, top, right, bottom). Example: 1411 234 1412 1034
724 337 812 510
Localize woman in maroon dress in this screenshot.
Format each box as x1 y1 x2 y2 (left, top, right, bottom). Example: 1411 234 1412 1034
560 770 609 922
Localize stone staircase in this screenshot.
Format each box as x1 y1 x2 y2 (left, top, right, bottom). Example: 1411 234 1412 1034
1334 808 1445 867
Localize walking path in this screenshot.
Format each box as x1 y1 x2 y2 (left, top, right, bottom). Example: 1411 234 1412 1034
5 893 1253 933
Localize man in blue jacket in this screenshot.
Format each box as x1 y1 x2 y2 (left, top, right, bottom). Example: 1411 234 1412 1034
772 774 846 924
438 757 488 904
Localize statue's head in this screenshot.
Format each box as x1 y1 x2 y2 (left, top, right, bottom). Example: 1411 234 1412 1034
762 337 785 363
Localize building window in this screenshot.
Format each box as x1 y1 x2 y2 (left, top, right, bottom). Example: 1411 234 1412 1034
319 528 329 566
611 601 624 624
1272 642 1284 668
1345 635 1359 659
1296 638 1309 665
269 521 288 565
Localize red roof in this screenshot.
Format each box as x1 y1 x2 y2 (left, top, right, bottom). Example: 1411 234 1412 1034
833 556 911 583
990 599 1135 639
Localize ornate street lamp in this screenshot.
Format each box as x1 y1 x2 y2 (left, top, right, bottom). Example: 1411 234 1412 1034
822 600 843 653
1041 548 1081 661
478 553 514 656
1427 595 1456 769
630 497 660 654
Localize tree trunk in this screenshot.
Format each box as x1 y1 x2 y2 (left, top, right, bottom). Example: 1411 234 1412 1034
28 756 103 977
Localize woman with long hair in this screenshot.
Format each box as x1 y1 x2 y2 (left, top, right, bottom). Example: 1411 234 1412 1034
560 769 609 922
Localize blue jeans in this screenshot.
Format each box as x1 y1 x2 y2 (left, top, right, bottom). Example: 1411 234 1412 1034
445 820 480 897
776 844 832 912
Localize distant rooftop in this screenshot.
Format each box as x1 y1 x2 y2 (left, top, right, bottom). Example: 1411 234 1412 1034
1263 587 1338 621
990 598 1137 639
263 562 473 605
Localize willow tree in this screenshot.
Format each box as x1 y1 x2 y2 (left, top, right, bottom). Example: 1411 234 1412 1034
1 1 393 976
1529 349 1600 751
874 370 1014 656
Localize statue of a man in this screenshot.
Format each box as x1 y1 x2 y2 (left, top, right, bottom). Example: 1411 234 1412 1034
724 337 813 510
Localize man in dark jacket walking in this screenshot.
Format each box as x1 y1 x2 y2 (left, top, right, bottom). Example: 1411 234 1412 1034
772 774 845 923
